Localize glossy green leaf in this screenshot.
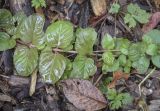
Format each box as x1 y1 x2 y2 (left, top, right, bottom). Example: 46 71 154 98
101 33 115 49
70 56 97 79
15 14 45 49
142 30 160 44
151 55 160 68
7 12 26 35
0 9 12 28
0 32 16 51
14 45 38 76
102 52 115 65
45 20 74 50
146 44 158 56
39 47 66 83
132 56 150 74
75 28 97 55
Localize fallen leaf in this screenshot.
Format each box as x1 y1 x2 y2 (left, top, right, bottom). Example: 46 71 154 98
108 71 129 88
60 79 107 111
142 12 160 33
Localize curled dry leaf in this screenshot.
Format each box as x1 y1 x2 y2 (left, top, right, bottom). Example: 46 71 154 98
108 71 129 88
60 79 107 111
142 12 160 33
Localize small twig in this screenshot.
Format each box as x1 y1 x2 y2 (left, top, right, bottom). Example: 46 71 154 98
94 74 103 86
138 67 156 96
29 69 37 96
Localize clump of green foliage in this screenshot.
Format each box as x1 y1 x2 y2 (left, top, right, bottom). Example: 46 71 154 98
124 3 150 28
0 8 160 83
107 88 133 110
31 0 46 9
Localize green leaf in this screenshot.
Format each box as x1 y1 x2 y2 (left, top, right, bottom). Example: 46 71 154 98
101 33 115 49
39 47 66 83
151 55 160 68
0 32 16 51
14 45 38 76
0 9 12 29
142 34 153 44
75 28 97 55
118 54 127 66
70 56 97 79
15 14 45 49
127 3 150 24
115 38 130 55
110 100 122 110
124 13 136 28
121 93 133 105
102 60 119 72
7 12 26 35
146 44 158 56
32 0 46 8
142 30 160 44
132 56 150 74
128 43 141 61
107 88 117 100
124 66 131 73
109 3 120 14
102 52 115 65
45 20 74 50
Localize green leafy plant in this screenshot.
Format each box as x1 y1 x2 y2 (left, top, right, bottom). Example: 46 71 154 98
124 3 150 28
1 9 160 83
31 0 46 9
107 88 133 110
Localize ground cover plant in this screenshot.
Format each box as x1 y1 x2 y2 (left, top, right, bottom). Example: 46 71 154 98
0 0 160 111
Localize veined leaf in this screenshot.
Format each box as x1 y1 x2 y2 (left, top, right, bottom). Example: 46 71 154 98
14 45 38 76
7 12 26 35
70 56 97 79
45 20 74 50
0 32 16 51
115 38 130 55
15 14 45 49
101 33 115 49
75 28 97 55
39 47 66 83
102 60 119 73
102 52 115 65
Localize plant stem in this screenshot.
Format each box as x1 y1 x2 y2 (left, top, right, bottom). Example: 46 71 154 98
138 67 156 96
53 48 120 54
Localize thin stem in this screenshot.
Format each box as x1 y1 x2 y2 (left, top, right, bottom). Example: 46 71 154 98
138 67 156 96
53 48 120 54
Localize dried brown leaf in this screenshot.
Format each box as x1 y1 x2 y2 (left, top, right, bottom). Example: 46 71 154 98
108 71 129 88
142 12 160 33
60 79 107 111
